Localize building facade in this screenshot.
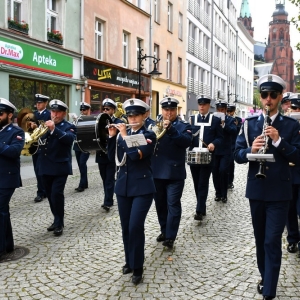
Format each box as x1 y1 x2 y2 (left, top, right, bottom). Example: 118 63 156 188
0 0 82 116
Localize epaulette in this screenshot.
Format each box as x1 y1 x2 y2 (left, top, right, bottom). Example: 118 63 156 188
245 115 259 121
179 119 188 124
281 115 298 123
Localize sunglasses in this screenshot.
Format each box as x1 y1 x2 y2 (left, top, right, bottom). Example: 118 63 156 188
0 111 4 116
103 107 111 111
260 91 279 100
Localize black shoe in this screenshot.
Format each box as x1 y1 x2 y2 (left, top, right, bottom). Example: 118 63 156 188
122 265 133 275
102 205 110 212
0 251 6 261
263 297 274 300
228 183 234 189
47 223 57 232
75 187 85 192
221 197 227 203
162 239 174 248
156 233 166 242
132 275 142 285
287 242 298 253
215 197 221 202
257 280 263 294
194 213 203 221
34 196 43 202
53 226 63 236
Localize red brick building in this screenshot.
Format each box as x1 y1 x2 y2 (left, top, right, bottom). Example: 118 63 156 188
264 2 295 92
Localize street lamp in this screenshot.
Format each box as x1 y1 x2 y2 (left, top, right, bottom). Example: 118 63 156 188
138 41 161 100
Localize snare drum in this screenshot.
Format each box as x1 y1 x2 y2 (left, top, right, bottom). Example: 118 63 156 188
186 148 212 165
75 113 111 153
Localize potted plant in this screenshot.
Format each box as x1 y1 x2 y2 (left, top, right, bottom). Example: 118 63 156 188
47 30 63 45
8 18 29 34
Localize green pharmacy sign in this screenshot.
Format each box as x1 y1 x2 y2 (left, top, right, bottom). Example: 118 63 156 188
0 36 73 77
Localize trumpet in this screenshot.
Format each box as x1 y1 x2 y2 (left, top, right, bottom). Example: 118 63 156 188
105 123 140 129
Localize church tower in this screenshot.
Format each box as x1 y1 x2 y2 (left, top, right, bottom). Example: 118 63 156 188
264 0 295 92
238 0 254 37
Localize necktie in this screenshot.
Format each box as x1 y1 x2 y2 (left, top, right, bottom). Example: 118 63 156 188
202 115 205 121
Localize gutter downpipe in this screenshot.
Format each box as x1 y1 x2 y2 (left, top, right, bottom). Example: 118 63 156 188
80 0 85 102
149 1 153 115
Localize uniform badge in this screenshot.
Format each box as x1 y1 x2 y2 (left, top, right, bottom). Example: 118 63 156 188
130 99 134 105
16 135 23 140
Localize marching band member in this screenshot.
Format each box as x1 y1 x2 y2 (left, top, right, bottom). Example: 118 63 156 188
39 100 76 237
0 98 24 261
74 102 91 192
95 98 123 211
189 95 223 221
227 103 242 189
107 98 156 285
152 97 192 249
234 74 300 300
212 100 236 203
144 106 155 128
281 92 292 115
285 93 300 256
32 94 51 202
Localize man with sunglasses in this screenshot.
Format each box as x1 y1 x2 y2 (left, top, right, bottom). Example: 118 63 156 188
234 74 300 300
73 102 91 192
0 98 24 261
95 98 123 211
281 92 292 115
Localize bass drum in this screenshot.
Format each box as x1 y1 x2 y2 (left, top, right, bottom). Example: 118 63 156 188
75 113 112 153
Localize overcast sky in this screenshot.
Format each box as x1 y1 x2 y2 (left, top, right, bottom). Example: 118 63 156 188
237 0 300 72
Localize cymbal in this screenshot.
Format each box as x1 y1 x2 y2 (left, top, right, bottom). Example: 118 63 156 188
20 112 35 132
17 108 34 128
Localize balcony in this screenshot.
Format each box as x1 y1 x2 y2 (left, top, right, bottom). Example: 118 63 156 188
8 19 29 35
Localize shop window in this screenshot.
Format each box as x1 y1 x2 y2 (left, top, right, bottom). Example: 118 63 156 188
9 77 67 113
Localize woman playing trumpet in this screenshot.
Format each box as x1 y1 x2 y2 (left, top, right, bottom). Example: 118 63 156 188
107 98 156 285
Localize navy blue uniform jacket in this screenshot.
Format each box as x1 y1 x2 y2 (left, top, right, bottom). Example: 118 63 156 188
189 113 223 151
215 115 237 155
152 117 192 180
107 126 157 197
234 114 300 201
38 120 76 176
34 109 51 123
0 124 24 189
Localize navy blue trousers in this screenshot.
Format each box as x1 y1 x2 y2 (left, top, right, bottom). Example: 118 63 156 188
228 152 235 185
286 184 300 244
75 150 90 188
42 175 68 227
154 179 184 241
250 199 289 298
0 188 15 254
32 153 46 197
98 161 115 206
117 193 153 270
190 164 213 215
212 154 231 198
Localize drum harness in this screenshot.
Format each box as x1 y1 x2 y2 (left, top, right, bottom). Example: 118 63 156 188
192 113 213 149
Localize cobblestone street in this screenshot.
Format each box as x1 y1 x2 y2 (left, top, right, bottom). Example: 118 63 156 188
1 156 300 299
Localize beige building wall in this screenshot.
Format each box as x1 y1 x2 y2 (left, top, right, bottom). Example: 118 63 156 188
84 0 150 71
151 0 187 119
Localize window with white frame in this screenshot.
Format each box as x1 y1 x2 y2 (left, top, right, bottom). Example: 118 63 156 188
166 51 172 80
136 38 143 70
123 32 129 68
177 57 182 84
47 0 59 32
95 20 104 61
178 12 183 40
167 2 173 32
154 0 160 23
8 0 29 22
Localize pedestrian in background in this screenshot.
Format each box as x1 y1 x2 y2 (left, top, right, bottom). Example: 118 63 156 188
74 102 91 192
39 99 76 237
234 74 300 300
0 98 24 260
107 98 156 285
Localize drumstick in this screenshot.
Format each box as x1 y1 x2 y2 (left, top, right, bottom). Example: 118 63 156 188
199 138 208 148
